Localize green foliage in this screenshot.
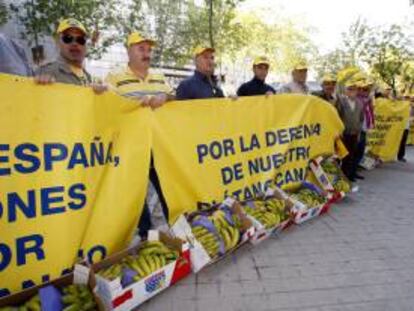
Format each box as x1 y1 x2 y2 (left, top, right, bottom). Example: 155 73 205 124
224 10 317 75
314 18 414 95
9 0 119 59
361 24 414 94
0 0 8 26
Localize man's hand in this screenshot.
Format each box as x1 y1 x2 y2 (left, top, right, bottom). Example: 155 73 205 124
91 82 108 95
148 93 168 109
265 91 274 97
34 74 55 85
228 94 238 101
138 94 168 109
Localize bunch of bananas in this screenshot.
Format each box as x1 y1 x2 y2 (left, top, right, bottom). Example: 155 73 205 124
333 179 351 193
126 241 179 282
209 210 240 252
0 294 41 311
321 160 339 175
265 198 289 222
290 188 325 208
191 225 221 258
190 208 241 258
244 201 280 229
321 160 351 193
62 285 96 311
97 240 179 282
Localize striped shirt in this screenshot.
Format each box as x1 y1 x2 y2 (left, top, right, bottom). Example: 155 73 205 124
106 66 172 99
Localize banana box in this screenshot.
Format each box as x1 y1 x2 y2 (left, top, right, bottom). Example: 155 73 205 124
264 188 295 233
285 182 327 224
171 198 255 273
86 231 191 311
359 154 378 170
0 265 103 311
309 155 351 204
242 189 294 244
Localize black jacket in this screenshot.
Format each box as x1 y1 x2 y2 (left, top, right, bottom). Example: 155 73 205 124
237 77 275 96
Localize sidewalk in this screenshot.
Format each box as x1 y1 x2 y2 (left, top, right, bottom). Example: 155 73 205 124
140 147 414 311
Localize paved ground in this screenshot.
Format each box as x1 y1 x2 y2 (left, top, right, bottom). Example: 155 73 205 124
140 147 414 311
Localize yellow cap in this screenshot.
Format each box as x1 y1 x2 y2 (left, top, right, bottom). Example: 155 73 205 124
337 66 361 84
344 78 359 88
56 18 87 35
321 73 337 82
355 78 374 88
293 60 308 71
253 56 270 66
127 32 156 48
194 46 215 57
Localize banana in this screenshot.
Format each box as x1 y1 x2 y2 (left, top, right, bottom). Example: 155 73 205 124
62 285 96 311
130 260 146 277
137 255 152 276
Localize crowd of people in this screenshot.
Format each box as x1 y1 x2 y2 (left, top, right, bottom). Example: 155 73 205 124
1 18 413 239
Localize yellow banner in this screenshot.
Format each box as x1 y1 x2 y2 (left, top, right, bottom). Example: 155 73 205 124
152 95 344 223
407 117 414 145
366 98 411 161
0 74 151 296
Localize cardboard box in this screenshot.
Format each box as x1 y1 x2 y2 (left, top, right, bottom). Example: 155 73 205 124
285 182 327 224
242 188 294 244
88 231 191 311
309 155 351 203
0 266 103 311
171 198 255 272
360 154 378 170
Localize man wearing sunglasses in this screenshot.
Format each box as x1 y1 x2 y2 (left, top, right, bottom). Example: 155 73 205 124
35 18 106 93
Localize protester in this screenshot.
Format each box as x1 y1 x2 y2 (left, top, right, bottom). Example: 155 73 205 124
34 18 106 93
176 46 224 100
337 79 364 182
106 32 174 108
313 74 337 103
0 33 33 76
237 56 275 96
106 32 174 238
355 78 375 172
279 60 309 94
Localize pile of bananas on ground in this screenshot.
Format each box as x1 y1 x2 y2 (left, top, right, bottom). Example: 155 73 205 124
0 294 41 311
244 200 281 229
321 160 351 193
97 240 179 283
61 284 96 311
290 188 325 208
190 208 241 258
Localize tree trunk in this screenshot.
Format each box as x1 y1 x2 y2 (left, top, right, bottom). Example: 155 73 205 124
208 0 214 48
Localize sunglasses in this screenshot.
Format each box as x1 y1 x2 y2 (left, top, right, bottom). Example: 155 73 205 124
61 34 87 46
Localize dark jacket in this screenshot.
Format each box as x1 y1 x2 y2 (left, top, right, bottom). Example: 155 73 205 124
237 77 275 96
176 70 224 100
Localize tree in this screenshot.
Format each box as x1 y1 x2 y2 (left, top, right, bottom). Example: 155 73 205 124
314 18 372 80
9 0 119 60
116 0 246 67
361 24 414 95
314 19 414 95
222 9 317 81
0 0 8 26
